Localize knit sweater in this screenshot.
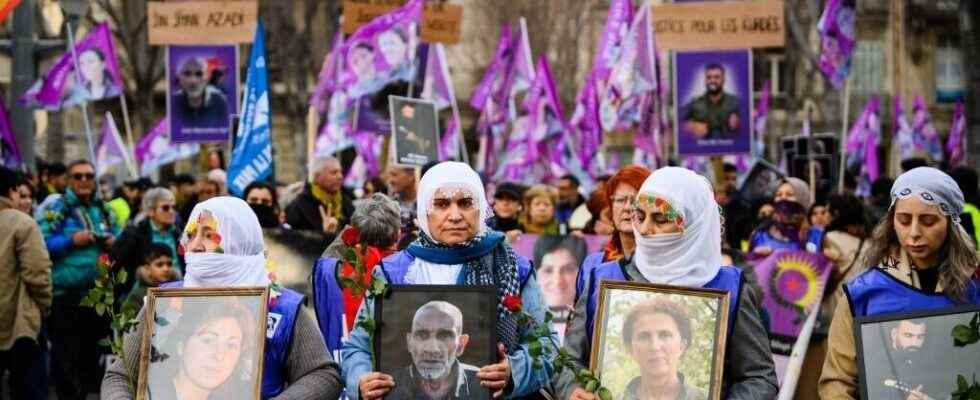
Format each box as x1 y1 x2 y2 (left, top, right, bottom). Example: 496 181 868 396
101 306 342 400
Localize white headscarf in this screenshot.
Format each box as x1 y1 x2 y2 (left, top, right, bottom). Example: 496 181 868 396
416 161 493 240
633 167 722 287
181 196 270 288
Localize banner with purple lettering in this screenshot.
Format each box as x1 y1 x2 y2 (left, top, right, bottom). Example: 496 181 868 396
845 97 880 196
134 118 201 177
817 0 855 89
911 95 943 163
96 112 136 178
946 102 966 168
0 95 21 169
20 22 124 110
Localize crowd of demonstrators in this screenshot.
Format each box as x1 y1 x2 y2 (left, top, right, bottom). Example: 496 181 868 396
4 147 980 400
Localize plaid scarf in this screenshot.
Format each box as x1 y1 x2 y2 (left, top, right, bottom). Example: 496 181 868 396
408 231 523 352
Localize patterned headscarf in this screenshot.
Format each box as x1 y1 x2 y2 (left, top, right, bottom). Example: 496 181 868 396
890 167 965 223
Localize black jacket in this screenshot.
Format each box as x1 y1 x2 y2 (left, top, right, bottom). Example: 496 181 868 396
110 219 184 294
284 183 356 234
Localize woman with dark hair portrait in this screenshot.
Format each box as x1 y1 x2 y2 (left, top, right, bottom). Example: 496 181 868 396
65 48 122 104
620 298 707 400
148 300 257 400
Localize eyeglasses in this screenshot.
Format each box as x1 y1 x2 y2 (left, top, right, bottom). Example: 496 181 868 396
158 204 175 212
181 70 203 78
71 173 95 181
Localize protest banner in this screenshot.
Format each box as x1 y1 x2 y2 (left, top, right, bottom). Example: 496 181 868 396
651 0 784 51
166 45 239 143
228 20 273 197
389 96 439 167
147 1 258 45
421 3 463 44
342 0 404 34
674 50 753 156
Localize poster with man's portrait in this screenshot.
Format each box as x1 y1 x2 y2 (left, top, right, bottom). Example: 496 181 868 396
591 281 729 400
389 96 439 167
735 159 785 206
167 45 239 143
674 50 752 156
856 306 980 400
375 285 496 400
137 288 269 400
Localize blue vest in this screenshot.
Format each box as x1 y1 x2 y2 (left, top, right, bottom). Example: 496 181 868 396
379 250 535 287
845 267 980 318
575 252 606 304
311 257 345 358
582 264 743 345
159 281 303 399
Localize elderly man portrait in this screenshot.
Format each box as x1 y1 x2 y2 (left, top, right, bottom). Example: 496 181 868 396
286 155 355 239
388 301 481 400
172 57 229 128
682 63 740 140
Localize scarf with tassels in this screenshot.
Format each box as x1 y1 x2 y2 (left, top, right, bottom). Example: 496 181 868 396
407 231 523 352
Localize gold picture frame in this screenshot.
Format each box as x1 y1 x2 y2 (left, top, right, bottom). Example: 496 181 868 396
136 287 269 400
589 280 730 400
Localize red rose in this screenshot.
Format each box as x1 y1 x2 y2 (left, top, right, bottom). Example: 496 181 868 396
97 254 111 267
341 227 360 247
502 294 522 312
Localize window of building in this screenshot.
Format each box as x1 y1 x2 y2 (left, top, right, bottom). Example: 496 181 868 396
935 34 965 103
851 40 885 94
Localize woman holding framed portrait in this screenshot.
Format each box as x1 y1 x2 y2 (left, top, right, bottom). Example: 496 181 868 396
101 197 343 400
557 167 778 400
341 161 558 400
819 167 980 399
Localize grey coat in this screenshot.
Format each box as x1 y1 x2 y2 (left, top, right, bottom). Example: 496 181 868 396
553 262 778 400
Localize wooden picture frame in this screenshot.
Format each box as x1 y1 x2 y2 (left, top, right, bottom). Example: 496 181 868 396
374 285 497 400
590 280 730 400
136 287 269 400
854 305 980 400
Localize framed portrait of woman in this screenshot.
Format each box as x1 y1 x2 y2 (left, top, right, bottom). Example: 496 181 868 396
136 287 269 400
590 280 730 400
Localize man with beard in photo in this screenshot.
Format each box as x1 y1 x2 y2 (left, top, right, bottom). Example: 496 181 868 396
390 301 482 400
874 320 936 400
173 57 229 128
682 63 740 140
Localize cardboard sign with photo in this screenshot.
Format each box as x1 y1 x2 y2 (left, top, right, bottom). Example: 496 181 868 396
736 158 785 206
167 45 239 143
389 95 440 167
375 285 497 400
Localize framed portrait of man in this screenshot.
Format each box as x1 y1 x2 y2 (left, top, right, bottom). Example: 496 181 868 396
166 45 239 143
855 305 980 400
374 285 497 400
736 159 785 207
590 280 730 400
674 50 753 156
136 287 269 400
389 95 440 167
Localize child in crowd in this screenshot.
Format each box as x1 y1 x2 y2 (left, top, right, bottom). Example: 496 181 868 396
123 243 177 309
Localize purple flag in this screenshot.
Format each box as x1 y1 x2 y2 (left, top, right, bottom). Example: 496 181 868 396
0 95 21 169
601 0 655 131
470 25 512 111
817 0 855 89
421 43 461 161
20 22 124 110
754 80 771 156
337 0 421 99
749 250 833 355
845 97 881 196
947 102 966 168
135 118 201 177
912 95 943 162
96 112 135 178
310 30 345 113
498 58 568 184
894 95 915 160
344 130 384 189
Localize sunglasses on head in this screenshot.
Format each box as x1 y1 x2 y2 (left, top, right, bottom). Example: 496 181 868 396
71 173 95 181
181 70 204 78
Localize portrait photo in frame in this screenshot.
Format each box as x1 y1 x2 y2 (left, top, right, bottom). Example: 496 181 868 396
137 287 269 400
389 95 440 167
590 280 730 400
374 285 497 400
855 305 980 400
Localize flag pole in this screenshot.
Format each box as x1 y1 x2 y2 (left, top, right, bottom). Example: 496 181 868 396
307 105 317 180
65 20 100 195
837 76 851 192
118 93 138 179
